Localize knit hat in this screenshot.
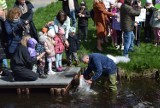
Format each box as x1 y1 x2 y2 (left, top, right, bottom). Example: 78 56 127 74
69 27 76 33
39 35 47 44
116 2 122 8
57 27 65 35
80 1 86 6
146 0 152 3
47 29 56 37
155 4 160 9
110 0 116 5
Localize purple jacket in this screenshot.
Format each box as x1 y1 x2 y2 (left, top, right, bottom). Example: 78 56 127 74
27 38 37 58
112 8 121 30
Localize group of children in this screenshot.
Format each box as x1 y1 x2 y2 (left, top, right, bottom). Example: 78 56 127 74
26 25 79 78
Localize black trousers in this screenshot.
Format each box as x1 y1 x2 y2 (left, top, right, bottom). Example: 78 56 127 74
78 25 88 41
116 30 122 45
13 67 38 81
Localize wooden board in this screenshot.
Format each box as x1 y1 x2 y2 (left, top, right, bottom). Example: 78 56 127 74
0 67 81 88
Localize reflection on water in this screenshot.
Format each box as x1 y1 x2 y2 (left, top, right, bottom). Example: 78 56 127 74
0 78 160 108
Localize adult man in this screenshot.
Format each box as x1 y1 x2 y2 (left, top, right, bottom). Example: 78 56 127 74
81 53 117 92
120 0 141 58
59 0 79 28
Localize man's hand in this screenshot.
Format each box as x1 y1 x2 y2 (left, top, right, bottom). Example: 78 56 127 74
86 80 92 84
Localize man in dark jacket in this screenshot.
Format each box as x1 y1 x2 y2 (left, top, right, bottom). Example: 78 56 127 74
120 0 141 58
81 53 117 92
59 0 79 28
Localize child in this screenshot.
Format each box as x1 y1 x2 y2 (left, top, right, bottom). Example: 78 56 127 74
144 0 154 43
110 1 118 47
77 1 90 42
27 38 37 58
150 4 160 46
54 27 69 72
45 29 56 74
111 2 123 50
27 38 38 73
36 33 48 78
66 27 79 66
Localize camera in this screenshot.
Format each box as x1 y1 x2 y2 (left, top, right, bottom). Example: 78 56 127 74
132 0 140 6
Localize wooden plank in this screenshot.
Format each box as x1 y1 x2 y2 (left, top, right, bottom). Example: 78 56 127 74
0 67 81 88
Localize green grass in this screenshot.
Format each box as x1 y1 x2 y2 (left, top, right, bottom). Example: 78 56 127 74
6 0 160 76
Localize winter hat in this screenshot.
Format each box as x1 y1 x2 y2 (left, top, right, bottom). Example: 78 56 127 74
27 38 37 48
146 0 152 3
57 27 65 35
39 35 47 44
155 4 160 9
47 29 56 38
69 27 76 33
116 2 122 8
110 0 116 5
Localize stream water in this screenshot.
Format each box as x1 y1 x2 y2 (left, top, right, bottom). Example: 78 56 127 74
0 78 160 108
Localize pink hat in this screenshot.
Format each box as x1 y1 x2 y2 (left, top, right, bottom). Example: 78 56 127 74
57 27 65 35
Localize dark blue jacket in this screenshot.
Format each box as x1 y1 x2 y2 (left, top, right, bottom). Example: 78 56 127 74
77 8 90 26
67 34 79 53
14 1 39 42
83 53 117 81
5 20 23 54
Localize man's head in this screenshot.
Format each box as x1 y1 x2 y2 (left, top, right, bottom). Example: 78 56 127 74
81 54 89 64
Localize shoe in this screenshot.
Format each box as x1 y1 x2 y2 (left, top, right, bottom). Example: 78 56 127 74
59 66 65 71
154 43 158 47
84 40 87 42
39 74 47 78
75 61 79 66
121 45 124 50
56 67 62 72
48 71 56 75
116 45 120 50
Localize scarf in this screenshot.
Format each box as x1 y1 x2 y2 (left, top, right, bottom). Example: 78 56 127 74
19 3 28 14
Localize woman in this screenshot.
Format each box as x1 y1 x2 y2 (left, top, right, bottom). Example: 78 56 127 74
94 0 115 51
14 0 39 42
5 7 24 56
48 10 70 39
11 35 45 81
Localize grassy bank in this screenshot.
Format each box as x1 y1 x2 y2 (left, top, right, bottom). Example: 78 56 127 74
6 0 160 77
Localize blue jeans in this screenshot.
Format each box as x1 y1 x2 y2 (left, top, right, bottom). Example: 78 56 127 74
123 31 135 57
70 10 76 28
3 59 8 68
55 53 63 68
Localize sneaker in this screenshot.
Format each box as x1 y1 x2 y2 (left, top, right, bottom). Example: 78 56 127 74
59 66 65 71
84 40 87 42
121 45 124 50
116 45 120 50
39 74 47 79
48 71 56 75
75 61 79 66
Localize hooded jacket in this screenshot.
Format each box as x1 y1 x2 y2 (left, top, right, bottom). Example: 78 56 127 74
27 38 37 58
120 0 141 32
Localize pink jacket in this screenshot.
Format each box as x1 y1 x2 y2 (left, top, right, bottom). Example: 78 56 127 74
54 35 65 54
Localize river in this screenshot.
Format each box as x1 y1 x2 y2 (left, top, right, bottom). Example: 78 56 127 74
0 78 159 108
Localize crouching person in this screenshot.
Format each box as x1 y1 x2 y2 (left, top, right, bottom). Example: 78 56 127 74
81 53 117 92
11 35 45 81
